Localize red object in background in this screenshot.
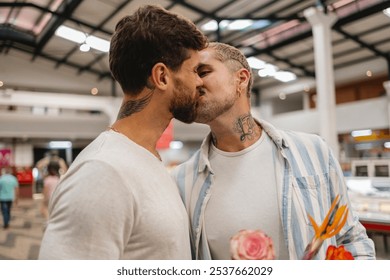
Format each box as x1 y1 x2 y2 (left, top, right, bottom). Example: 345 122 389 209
0 149 12 167
361 221 390 233
16 168 34 198
156 121 173 150
16 168 33 184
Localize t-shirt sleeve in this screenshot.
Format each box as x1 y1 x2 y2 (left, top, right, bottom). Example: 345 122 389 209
38 160 134 259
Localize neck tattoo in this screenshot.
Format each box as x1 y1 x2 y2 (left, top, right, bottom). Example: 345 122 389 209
233 114 259 142
116 90 154 120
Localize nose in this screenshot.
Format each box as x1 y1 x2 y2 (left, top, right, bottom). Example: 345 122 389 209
195 74 203 87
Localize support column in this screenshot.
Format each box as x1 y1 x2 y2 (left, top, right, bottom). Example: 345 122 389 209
303 92 310 111
65 147 73 166
304 7 339 158
384 81 390 128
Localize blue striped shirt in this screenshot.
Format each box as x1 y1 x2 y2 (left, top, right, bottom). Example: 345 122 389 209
172 119 375 260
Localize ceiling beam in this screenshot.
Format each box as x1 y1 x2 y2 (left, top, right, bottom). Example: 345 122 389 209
267 51 315 77
334 1 390 27
58 0 133 71
245 1 389 63
33 0 83 60
170 0 218 20
334 26 388 59
0 25 35 47
5 43 107 79
0 2 112 35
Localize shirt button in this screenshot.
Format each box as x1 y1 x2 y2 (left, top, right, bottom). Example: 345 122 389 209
195 227 200 233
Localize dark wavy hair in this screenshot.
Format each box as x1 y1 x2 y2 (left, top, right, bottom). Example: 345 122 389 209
109 5 208 95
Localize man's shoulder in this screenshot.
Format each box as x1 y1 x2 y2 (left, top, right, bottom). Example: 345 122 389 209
259 119 326 149
75 131 139 163
278 128 326 148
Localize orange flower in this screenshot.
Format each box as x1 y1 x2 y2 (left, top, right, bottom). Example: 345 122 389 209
326 245 354 260
308 195 349 241
302 195 349 260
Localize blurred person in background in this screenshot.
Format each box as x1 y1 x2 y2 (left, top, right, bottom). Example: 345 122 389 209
35 150 67 193
41 161 61 220
0 167 19 229
39 5 207 259
172 42 375 260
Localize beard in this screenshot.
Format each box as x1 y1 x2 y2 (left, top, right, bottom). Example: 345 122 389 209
195 88 237 124
169 77 198 124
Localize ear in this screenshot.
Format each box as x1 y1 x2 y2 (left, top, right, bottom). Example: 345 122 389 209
150 62 170 91
236 68 250 91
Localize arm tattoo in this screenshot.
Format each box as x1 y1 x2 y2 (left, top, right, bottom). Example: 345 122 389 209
117 90 153 120
233 114 258 142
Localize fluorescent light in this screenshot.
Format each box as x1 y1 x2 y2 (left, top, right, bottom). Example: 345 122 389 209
55 25 86 44
227 20 253 30
79 43 90 52
265 64 277 76
258 64 278 77
383 8 390 17
384 142 390 149
202 19 254 31
252 20 271 29
274 71 297 82
49 141 72 149
201 20 218 31
255 62 297 83
86 35 110 52
55 25 110 53
169 141 183 150
247 57 266 69
351 129 372 137
258 68 268 77
219 20 229 29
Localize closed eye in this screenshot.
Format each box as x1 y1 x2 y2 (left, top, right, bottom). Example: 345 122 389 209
198 70 211 78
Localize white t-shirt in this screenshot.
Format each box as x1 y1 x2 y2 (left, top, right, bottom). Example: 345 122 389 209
39 130 191 260
205 131 289 259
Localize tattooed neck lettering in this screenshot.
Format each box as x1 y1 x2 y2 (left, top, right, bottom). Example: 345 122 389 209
233 114 258 142
117 90 154 120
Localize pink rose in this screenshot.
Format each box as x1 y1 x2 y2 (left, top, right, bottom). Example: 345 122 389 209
230 229 275 260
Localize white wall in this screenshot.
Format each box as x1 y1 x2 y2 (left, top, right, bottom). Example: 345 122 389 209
0 50 120 96
256 96 388 135
14 144 34 167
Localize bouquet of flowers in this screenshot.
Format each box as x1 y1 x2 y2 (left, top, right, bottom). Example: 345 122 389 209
230 195 354 260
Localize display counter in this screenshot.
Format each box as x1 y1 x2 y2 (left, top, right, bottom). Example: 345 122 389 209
346 177 390 252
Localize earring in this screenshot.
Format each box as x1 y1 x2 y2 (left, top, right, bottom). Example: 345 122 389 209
237 87 242 97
